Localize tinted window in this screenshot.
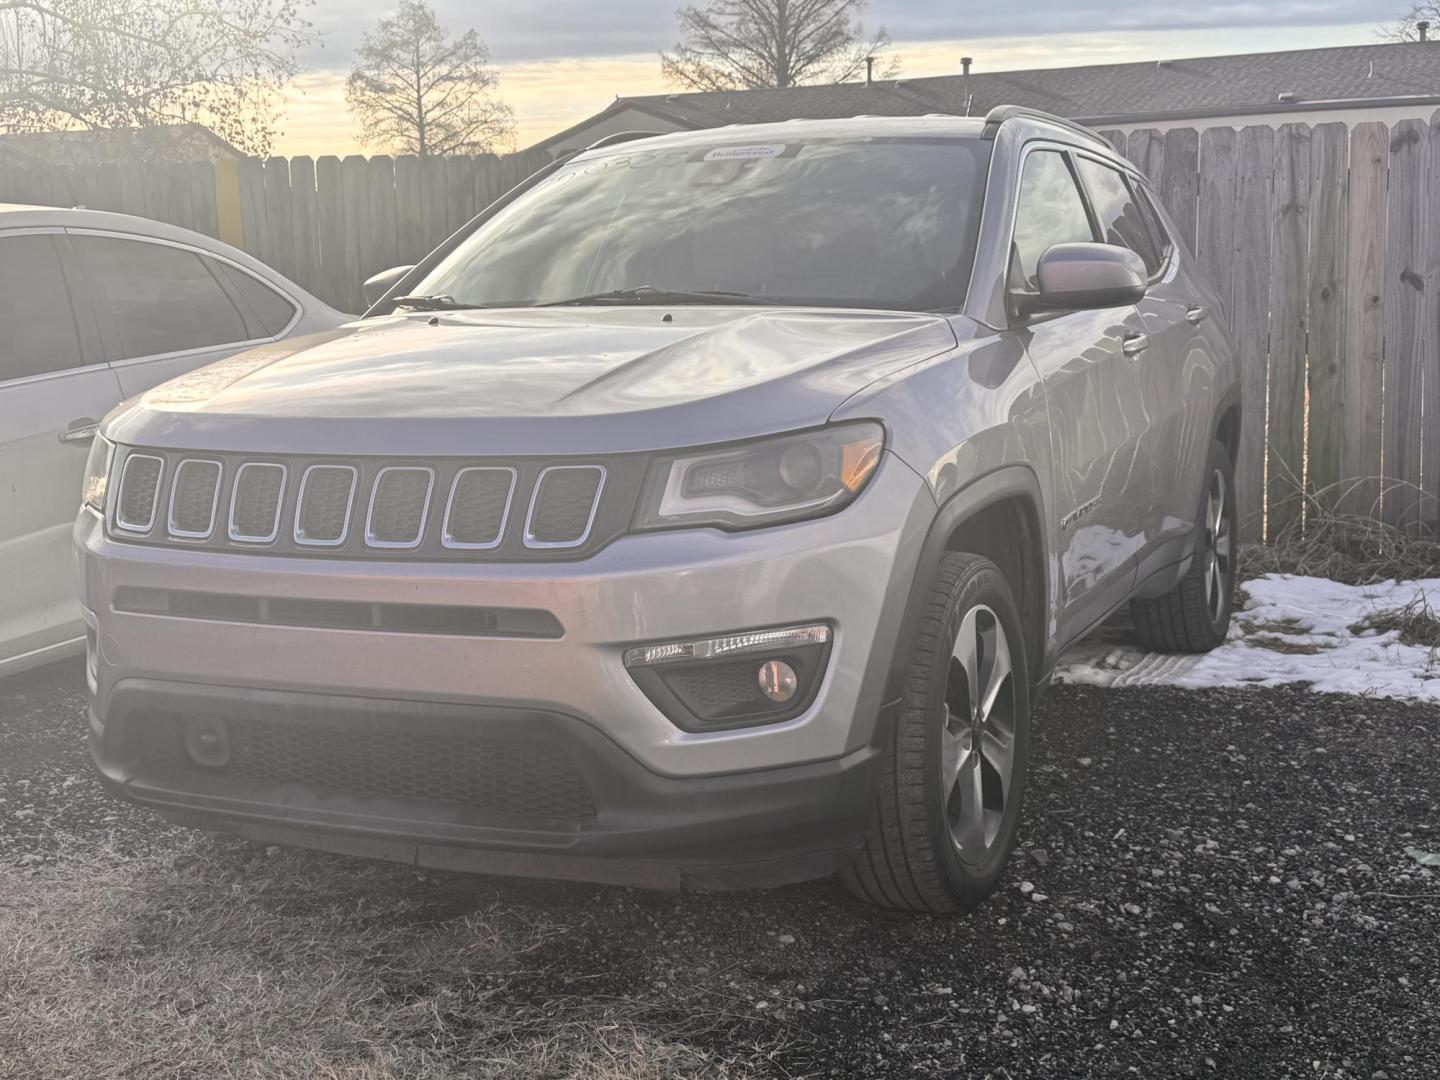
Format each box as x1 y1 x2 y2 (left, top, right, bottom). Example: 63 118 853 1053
413 138 994 313
1135 186 1175 268
76 236 248 360
1010 151 1095 292
1075 157 1162 274
216 261 297 336
0 234 84 381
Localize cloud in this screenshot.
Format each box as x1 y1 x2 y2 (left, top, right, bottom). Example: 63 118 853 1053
273 14 1386 157
297 0 1385 68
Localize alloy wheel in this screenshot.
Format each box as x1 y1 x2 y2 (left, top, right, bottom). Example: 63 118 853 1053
1203 467 1234 625
939 604 1017 865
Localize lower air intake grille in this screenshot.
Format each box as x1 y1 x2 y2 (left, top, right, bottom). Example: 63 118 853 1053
138 716 597 820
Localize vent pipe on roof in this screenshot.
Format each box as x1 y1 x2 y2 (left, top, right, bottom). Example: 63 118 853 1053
865 56 874 86
961 56 973 76
1419 20 1431 41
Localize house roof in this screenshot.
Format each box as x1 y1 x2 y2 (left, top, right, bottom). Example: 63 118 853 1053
529 41 1440 152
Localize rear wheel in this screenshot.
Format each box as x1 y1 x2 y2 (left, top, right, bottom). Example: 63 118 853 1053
1130 439 1237 653
842 553 1030 912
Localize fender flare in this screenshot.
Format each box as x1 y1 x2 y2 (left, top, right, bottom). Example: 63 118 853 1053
879 464 1049 708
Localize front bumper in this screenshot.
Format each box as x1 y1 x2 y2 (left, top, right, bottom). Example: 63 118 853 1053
91 679 890 889
79 454 933 884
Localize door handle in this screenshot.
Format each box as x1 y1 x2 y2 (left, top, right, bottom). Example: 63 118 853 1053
1122 332 1149 356
1186 305 1208 325
58 419 99 445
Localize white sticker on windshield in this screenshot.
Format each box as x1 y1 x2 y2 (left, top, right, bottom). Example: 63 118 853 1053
703 144 787 161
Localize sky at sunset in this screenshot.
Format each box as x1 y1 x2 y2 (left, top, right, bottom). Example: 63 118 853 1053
271 2 1394 157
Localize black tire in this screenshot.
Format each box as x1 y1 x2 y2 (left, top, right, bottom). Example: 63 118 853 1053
842 552 1031 913
1130 439 1238 653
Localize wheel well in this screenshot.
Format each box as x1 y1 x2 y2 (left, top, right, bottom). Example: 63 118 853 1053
1216 405 1240 462
944 496 1046 677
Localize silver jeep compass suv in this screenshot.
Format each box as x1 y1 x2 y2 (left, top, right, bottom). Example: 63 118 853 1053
77 108 1240 911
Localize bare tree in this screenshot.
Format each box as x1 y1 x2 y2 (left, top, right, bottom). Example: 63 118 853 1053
660 0 895 92
0 0 311 157
1383 2 1440 39
346 0 513 157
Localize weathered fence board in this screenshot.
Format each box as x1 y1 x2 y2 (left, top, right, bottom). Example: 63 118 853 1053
1160 127 1200 251
1341 123 1389 519
1424 114 1440 528
1383 119 1429 528
1231 124 1275 540
1267 123 1311 537
1305 124 1349 502
289 156 320 298
262 157 295 281
1195 127 1238 321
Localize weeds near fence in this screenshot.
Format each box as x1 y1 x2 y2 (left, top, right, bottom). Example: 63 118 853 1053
1242 478 1440 585
1351 592 1440 649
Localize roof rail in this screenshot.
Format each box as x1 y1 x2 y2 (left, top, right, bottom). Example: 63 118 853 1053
583 130 665 151
981 105 1110 148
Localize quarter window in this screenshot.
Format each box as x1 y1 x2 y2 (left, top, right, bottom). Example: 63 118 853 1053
214 260 297 337
75 236 249 360
1009 151 1096 293
0 234 84 381
1074 158 1163 275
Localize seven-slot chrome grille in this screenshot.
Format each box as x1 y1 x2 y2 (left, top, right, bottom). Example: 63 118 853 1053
106 447 635 561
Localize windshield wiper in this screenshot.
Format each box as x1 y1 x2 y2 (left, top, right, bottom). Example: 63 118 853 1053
389 294 482 311
539 286 771 307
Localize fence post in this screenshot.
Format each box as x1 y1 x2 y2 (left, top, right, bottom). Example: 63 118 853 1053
1305 124 1349 504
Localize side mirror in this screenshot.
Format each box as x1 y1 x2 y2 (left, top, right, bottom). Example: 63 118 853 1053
1017 243 1147 316
363 265 415 307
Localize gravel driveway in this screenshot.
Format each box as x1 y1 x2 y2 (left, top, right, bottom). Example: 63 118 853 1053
2 659 1437 1079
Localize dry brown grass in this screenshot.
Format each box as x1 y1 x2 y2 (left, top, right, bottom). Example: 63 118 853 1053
1351 591 1440 652
0 833 754 1080
1242 480 1440 586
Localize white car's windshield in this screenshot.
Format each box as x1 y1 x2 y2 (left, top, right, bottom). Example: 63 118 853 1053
410 136 993 313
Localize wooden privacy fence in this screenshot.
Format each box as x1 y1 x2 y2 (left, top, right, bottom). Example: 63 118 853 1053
2 119 1439 540
0 147 552 315
1098 117 1438 539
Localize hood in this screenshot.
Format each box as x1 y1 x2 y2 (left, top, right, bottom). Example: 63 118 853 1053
106 307 958 455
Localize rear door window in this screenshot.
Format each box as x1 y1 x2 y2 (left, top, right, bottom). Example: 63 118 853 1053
1009 150 1096 293
1074 157 1163 275
0 233 85 381
74 235 250 360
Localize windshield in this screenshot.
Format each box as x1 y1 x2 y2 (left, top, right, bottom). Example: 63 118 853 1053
410 136 992 313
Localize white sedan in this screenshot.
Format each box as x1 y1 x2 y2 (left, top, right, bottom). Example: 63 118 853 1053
0 205 349 678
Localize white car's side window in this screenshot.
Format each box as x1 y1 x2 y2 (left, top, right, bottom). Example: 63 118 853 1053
0 234 85 383
72 235 250 361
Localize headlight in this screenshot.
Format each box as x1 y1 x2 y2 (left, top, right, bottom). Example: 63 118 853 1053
634 422 884 531
81 435 114 513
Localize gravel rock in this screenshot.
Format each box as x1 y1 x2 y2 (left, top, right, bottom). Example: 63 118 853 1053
3 663 1438 1079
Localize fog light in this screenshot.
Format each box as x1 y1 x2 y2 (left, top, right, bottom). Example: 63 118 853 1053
184 718 230 768
623 623 832 731
758 659 798 702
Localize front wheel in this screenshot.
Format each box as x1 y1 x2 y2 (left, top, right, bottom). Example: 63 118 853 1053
842 552 1031 912
1130 439 1238 653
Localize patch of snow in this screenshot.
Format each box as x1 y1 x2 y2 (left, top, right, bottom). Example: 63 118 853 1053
1055 574 1440 702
